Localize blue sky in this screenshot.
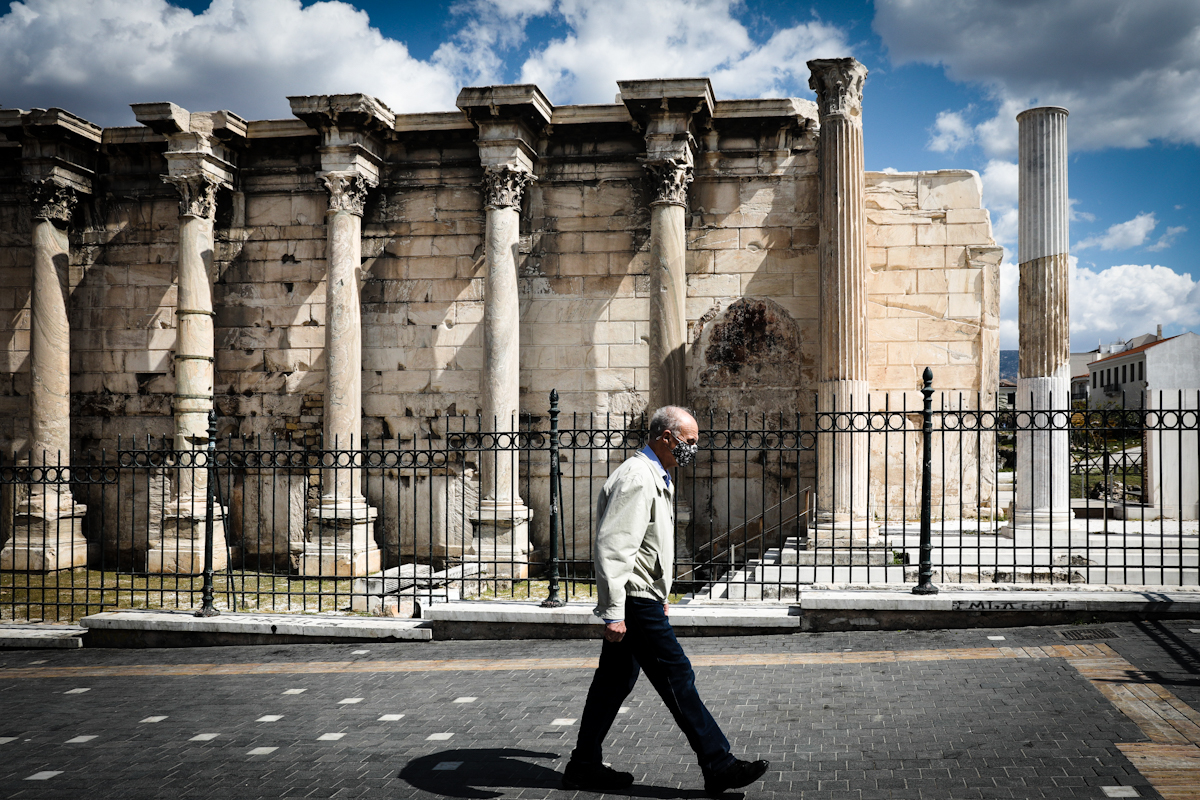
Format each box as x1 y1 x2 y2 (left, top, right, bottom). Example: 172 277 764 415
2 0 1197 351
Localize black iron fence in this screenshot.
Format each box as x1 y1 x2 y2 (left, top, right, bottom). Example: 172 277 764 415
2 373 1198 622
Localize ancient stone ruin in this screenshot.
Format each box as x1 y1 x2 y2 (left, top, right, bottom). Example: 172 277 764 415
0 59 1004 576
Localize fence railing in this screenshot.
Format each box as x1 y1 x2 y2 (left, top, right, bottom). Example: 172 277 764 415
1 374 1198 621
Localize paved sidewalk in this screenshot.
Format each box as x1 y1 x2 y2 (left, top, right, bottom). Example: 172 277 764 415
2 622 1200 799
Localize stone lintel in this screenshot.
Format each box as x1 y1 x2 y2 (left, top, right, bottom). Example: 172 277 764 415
0 108 102 194
713 98 818 125
457 85 552 172
289 94 394 182
618 78 715 123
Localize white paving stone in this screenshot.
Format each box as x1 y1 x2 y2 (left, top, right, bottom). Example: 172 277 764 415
139 716 167 723
25 771 62 780
0 737 17 745
317 733 345 741
248 747 278 755
190 733 219 741
65 735 96 743
352 650 370 654
379 714 405 721
338 698 363 705
64 688 90 694
256 715 283 722
283 689 306 694
426 732 454 741
433 762 462 771
1101 788 1139 798
987 636 1006 641
551 718 576 726
453 697 477 703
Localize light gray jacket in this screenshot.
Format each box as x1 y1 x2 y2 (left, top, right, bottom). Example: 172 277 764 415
593 450 674 621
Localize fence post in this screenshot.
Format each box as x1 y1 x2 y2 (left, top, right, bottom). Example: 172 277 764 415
541 389 565 608
196 409 220 617
913 367 939 595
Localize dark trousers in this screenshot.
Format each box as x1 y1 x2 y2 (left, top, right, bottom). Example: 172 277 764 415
572 596 735 773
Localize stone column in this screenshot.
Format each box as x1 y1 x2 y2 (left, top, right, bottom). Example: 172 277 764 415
133 103 246 574
305 170 379 576
1 183 88 571
479 165 533 512
808 57 874 542
643 159 692 411
290 94 393 577
1009 106 1071 537
456 86 552 577
149 173 228 573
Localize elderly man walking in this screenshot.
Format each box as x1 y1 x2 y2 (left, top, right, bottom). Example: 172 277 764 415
562 405 769 796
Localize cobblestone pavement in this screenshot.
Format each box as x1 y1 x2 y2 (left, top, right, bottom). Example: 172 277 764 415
2 621 1199 800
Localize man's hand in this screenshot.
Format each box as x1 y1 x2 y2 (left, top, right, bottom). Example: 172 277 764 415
603 620 626 642
664 601 669 616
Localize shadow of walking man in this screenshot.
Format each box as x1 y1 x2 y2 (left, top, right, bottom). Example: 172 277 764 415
398 748 713 798
399 749 564 799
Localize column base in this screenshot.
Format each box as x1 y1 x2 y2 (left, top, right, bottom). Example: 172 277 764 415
146 500 229 574
999 509 1074 544
470 500 533 579
811 513 880 548
302 497 380 577
1 500 89 572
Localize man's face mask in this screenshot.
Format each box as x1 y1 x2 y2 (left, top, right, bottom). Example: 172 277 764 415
670 432 698 467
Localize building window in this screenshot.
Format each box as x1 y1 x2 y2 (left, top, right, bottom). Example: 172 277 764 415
1122 364 1127 384
1092 372 1097 389
1139 361 1144 381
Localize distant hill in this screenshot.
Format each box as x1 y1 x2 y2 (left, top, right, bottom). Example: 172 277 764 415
999 350 1018 382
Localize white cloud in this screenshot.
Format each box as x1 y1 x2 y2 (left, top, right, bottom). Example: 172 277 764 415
516 0 850 104
0 0 466 125
1147 225 1187 252
1074 212 1158 252
1069 261 1200 348
1068 199 1094 223
999 257 1200 350
927 109 974 153
979 159 1017 251
874 0 1200 156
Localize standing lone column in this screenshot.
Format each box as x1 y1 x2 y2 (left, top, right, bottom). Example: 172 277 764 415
1 183 88 571
808 58 873 541
643 159 691 411
1011 107 1071 537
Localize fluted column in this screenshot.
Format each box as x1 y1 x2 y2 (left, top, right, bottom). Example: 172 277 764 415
480 165 532 510
1 182 88 571
643 158 691 411
809 57 873 540
1011 106 1071 536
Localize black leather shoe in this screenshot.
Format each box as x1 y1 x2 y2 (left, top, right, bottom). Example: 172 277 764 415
562 759 635 791
703 758 769 796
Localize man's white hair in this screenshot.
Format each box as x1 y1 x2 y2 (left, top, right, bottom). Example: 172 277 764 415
648 405 694 439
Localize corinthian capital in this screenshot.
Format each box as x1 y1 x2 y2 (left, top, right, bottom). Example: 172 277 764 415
164 173 220 219
641 157 693 207
482 166 534 210
321 171 374 216
807 58 868 121
29 181 77 223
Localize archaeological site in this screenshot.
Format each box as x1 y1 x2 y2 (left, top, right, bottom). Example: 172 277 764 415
2 57 1194 615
